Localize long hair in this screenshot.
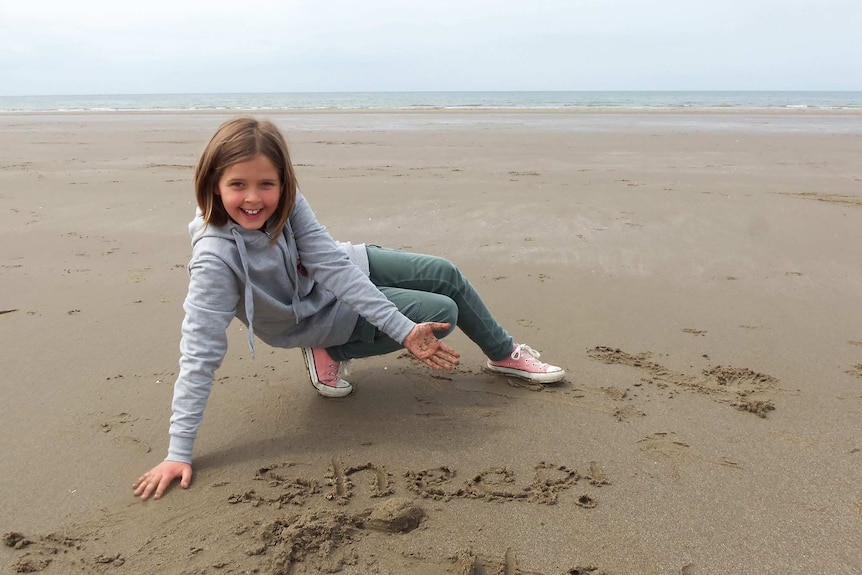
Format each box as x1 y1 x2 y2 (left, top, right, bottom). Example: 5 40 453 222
194 117 297 240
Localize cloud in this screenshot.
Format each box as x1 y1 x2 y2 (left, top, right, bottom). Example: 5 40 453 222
1 0 860 94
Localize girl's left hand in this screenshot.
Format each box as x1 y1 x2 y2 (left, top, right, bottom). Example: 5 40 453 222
403 322 460 371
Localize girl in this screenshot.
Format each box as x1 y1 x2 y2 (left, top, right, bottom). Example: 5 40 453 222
133 117 564 500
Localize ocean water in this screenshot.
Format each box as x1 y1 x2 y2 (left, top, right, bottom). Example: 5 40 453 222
1 91 861 113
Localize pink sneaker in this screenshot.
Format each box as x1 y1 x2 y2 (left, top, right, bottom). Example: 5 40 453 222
486 343 565 384
302 347 353 398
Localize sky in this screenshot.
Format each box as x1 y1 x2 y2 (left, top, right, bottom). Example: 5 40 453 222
1 0 860 96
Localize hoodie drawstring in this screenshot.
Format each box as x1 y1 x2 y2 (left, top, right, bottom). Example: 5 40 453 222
231 228 257 357
282 228 303 323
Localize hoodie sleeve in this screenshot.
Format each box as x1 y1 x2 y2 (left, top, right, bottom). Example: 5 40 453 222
290 192 416 344
167 251 240 463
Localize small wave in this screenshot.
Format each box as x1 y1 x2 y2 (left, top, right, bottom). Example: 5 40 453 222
2 91 862 113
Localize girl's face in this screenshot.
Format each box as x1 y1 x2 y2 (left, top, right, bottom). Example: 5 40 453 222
217 154 282 230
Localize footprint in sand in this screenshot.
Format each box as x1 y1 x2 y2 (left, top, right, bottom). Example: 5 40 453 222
99 412 136 433
97 413 150 453
587 346 778 417
638 432 741 476
127 268 150 283
846 364 862 379
3 532 124 573
110 436 151 453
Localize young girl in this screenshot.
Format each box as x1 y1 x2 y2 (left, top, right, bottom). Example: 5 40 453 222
133 117 564 500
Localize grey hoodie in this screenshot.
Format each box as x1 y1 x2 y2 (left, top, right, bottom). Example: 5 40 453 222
167 192 416 463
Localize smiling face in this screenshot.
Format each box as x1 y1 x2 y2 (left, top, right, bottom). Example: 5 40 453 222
217 154 282 230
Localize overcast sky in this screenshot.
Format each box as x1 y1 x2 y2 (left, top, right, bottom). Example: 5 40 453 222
1 0 860 96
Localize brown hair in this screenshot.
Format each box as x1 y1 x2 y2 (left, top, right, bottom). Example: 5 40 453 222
194 117 298 240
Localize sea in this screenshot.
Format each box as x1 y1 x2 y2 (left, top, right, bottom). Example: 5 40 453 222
1 91 860 113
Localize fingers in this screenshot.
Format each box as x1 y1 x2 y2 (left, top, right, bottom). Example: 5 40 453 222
132 466 188 500
424 349 459 371
154 475 173 500
423 357 449 371
133 473 169 500
434 343 460 364
132 478 147 498
437 341 460 359
426 342 459 368
438 353 459 369
132 473 159 499
133 475 157 500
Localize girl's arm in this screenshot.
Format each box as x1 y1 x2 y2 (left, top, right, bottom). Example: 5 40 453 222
133 251 239 500
168 252 240 463
290 192 416 344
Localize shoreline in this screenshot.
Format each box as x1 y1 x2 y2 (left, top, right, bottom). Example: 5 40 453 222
4 106 862 115
3 89 861 115
4 108 862 137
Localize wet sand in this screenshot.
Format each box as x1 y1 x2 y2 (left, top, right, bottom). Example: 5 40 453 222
1 110 861 574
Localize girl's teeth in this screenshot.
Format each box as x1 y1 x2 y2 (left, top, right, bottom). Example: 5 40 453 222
244 209 261 215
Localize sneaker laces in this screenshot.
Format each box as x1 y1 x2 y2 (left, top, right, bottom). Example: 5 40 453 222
511 344 546 366
322 360 338 379
340 360 352 378
321 359 349 386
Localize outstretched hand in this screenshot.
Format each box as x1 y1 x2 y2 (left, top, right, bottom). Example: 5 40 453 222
403 322 460 371
132 460 192 501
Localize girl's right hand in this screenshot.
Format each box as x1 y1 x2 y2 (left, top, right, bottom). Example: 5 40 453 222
132 460 193 500
403 322 460 371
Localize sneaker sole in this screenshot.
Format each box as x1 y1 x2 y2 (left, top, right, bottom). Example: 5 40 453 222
302 348 354 398
484 363 566 384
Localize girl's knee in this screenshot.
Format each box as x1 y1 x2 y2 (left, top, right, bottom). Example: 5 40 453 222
437 298 458 332
427 255 463 284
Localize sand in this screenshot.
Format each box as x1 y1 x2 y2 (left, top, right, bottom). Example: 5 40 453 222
1 109 861 574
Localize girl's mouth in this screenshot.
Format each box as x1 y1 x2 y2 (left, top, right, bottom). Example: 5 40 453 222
241 208 262 215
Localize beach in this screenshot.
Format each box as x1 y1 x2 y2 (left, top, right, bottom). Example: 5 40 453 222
1 110 861 574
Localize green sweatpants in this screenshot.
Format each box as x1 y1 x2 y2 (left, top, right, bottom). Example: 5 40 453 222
327 246 514 362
